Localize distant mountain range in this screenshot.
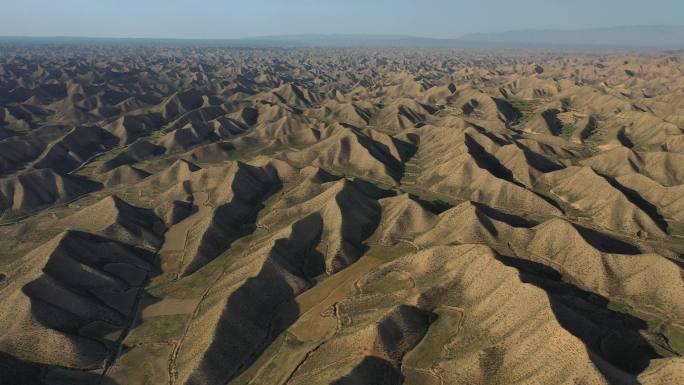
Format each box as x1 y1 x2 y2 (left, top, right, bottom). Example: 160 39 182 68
2 25 684 49
242 26 684 49
459 25 684 48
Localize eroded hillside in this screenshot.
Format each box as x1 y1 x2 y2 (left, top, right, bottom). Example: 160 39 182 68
0 44 683 385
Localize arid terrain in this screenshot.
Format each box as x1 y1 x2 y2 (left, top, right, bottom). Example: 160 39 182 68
0 43 683 385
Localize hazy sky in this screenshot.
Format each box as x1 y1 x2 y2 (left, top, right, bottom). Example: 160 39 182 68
1 0 682 39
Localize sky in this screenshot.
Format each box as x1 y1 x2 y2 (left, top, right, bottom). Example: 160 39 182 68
1 0 683 39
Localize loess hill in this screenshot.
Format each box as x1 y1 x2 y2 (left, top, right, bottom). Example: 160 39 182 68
0 43 683 385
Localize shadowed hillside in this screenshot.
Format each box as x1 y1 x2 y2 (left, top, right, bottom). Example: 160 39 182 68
0 43 683 385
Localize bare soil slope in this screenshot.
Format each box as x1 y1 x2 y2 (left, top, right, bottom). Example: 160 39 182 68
0 45 682 385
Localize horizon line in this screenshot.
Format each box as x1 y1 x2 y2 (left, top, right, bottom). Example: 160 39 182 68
1 24 683 43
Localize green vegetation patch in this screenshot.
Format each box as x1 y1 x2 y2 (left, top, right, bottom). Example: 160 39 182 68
365 242 417 262
606 300 630 313
560 124 577 139
108 343 173 385
666 325 684 355
125 314 189 344
509 99 542 125
231 332 315 385
403 307 464 368
581 115 607 154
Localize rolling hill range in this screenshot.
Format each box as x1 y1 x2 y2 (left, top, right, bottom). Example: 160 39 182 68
3 25 684 49
0 43 683 385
